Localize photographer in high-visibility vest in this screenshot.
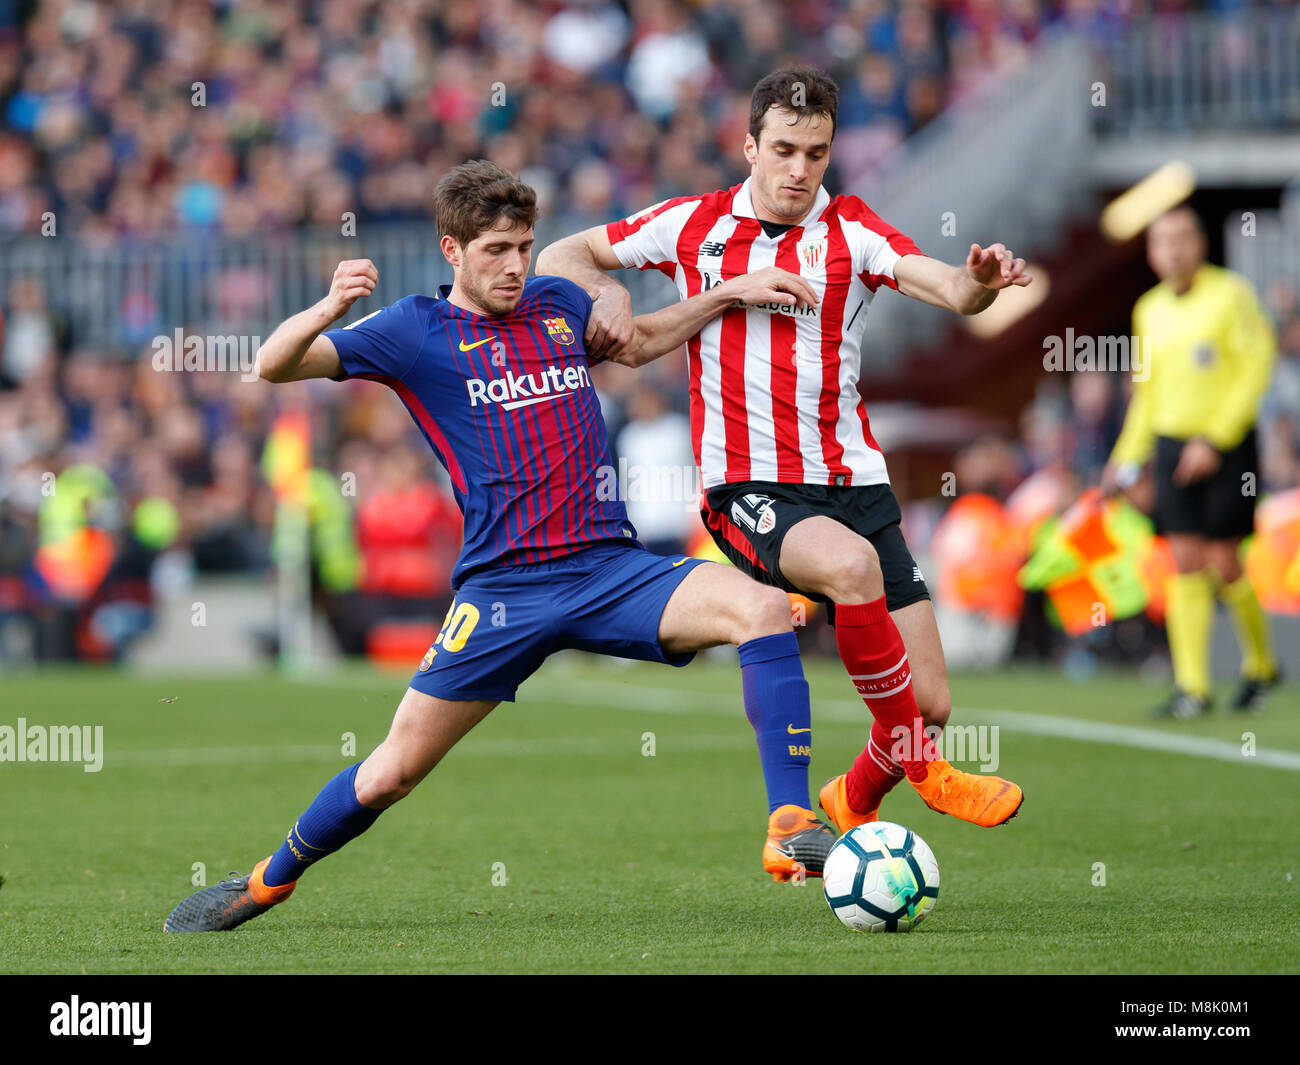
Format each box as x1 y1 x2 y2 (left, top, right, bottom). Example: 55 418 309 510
1102 206 1280 718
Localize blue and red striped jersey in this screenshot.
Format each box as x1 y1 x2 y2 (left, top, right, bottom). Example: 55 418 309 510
326 275 639 587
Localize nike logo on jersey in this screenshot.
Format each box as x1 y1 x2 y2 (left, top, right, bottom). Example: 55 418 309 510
787 725 812 735
458 336 497 352
466 363 592 411
672 558 690 567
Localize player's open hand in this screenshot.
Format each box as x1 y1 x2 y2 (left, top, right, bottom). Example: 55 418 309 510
325 259 378 320
966 243 1030 291
721 267 819 311
587 285 635 361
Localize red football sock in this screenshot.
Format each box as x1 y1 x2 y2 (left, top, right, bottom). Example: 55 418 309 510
836 597 938 797
845 720 905 814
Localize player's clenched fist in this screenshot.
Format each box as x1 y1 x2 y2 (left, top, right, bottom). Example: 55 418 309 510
586 286 635 362
325 259 378 319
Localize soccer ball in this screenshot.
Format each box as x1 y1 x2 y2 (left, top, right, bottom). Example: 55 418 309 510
823 821 940 933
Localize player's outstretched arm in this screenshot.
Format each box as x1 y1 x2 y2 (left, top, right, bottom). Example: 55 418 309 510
617 267 819 368
895 243 1030 316
255 259 378 382
536 225 635 362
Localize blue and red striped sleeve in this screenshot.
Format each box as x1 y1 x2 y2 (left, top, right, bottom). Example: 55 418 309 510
324 296 427 381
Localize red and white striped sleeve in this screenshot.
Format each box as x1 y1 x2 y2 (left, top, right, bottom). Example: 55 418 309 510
604 196 703 278
836 197 924 292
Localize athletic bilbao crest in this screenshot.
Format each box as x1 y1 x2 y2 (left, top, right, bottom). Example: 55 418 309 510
798 238 827 271
544 316 576 345
732 493 776 534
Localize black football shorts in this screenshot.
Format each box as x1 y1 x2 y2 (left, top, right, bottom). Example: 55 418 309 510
701 480 931 614
1153 431 1258 540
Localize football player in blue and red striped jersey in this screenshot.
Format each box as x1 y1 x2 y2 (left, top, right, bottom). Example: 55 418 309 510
163 161 834 931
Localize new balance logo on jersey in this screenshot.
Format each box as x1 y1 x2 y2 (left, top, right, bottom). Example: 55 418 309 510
466 363 591 411
699 241 727 257
913 565 925 583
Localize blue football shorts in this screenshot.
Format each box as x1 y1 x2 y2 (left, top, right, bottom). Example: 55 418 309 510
408 541 705 702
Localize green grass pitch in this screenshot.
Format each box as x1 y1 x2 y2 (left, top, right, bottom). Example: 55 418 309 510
1 656 1297 974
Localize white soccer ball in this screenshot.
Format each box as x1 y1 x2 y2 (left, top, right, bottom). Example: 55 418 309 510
822 821 940 933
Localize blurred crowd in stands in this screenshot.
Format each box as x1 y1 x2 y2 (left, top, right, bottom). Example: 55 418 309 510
0 0 1296 664
0 0 1281 239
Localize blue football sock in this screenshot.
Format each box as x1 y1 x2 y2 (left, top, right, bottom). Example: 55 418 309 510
262 763 383 887
738 632 812 813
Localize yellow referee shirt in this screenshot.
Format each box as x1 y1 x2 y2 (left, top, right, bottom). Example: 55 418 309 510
1110 264 1277 465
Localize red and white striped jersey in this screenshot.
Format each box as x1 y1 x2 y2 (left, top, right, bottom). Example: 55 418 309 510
605 177 923 490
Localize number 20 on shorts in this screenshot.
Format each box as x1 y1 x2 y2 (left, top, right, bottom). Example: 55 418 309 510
435 601 480 653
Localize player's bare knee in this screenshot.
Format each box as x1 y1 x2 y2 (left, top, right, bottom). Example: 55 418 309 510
824 545 883 603
1168 537 1204 573
354 763 418 809
733 584 793 644
1207 542 1242 583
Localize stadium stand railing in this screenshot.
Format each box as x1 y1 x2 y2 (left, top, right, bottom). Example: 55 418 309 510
0 227 449 355
848 34 1094 371
1095 10 1300 135
0 222 686 356
1227 179 1300 301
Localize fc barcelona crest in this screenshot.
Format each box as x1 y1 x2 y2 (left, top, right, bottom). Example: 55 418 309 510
798 238 827 271
544 316 576 345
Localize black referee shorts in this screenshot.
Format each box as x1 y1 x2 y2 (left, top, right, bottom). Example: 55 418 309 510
1153 431 1258 540
700 480 931 615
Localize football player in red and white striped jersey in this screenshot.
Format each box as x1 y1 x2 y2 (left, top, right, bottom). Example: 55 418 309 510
538 66 1031 853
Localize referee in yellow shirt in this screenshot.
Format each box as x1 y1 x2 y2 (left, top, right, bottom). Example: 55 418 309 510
1102 206 1280 718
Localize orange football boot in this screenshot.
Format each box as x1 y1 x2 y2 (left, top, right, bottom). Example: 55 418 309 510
910 758 1023 827
762 805 837 882
817 774 879 835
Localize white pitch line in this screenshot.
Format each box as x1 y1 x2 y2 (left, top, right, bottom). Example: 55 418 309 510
83 676 1300 772
968 709 1300 772
520 677 1300 772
